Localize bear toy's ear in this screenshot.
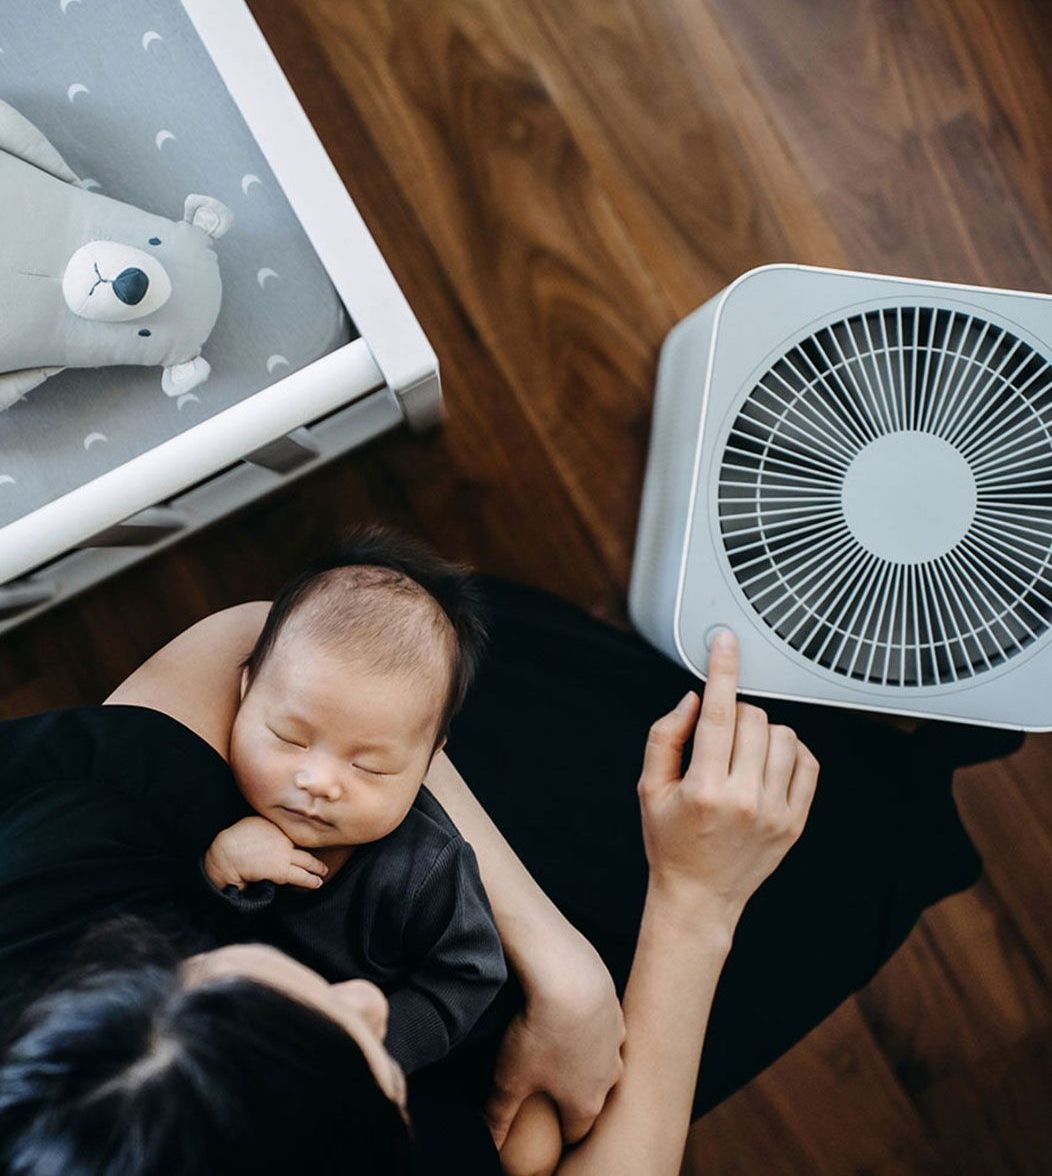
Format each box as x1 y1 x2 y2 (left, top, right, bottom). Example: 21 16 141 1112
183 194 234 240
162 355 211 398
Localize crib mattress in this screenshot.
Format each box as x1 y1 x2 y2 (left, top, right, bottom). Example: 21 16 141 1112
0 0 356 527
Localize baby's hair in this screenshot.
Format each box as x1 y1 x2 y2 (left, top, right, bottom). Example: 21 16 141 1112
241 525 488 747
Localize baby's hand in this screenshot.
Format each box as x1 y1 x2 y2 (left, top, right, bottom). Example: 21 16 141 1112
203 816 328 892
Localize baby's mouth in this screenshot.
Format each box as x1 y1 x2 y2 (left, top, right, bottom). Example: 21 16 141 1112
278 805 332 828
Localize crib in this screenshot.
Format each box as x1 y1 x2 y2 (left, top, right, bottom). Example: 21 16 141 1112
0 0 440 635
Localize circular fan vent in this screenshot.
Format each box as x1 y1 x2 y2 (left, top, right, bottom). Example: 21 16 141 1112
717 306 1052 687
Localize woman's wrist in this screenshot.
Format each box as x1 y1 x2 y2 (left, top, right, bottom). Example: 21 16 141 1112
555 879 736 1174
644 876 741 955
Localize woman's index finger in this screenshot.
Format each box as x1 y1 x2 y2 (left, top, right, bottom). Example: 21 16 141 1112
690 630 740 777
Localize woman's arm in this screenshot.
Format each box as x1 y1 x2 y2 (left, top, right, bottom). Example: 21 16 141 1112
556 885 733 1175
103 601 270 761
426 751 577 993
556 635 819 1175
426 752 625 1145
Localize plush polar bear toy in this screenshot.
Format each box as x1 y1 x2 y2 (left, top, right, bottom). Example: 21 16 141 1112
0 98 232 411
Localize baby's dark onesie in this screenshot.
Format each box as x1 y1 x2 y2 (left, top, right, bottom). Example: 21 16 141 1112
206 787 508 1074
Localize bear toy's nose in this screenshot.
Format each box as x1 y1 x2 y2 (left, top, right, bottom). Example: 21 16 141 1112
63 241 172 321
113 267 149 306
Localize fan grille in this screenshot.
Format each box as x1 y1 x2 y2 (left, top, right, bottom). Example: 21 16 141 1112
717 305 1052 686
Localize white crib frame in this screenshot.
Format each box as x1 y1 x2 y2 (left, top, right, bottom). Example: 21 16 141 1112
0 0 440 634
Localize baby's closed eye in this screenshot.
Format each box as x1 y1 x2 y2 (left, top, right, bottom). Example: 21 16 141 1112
268 727 306 748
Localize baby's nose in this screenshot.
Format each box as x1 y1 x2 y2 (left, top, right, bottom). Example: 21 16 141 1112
295 770 341 800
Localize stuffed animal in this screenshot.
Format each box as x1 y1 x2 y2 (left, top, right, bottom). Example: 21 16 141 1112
0 98 232 411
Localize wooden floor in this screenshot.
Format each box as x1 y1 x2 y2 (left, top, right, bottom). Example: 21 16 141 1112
5 0 1052 1170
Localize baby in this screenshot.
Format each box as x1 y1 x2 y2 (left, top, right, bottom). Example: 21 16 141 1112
201 528 566 1175
200 531 507 1076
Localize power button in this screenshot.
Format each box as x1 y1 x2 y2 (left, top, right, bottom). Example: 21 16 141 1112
704 624 734 651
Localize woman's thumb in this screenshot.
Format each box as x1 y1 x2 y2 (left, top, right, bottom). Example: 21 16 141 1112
639 692 699 790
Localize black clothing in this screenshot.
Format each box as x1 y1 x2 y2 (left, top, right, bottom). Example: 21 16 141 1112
205 788 508 1074
0 703 249 1025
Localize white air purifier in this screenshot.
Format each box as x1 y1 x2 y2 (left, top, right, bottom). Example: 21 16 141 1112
629 264 1052 731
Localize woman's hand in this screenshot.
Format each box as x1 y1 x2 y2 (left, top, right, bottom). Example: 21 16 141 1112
637 631 820 929
485 931 625 1149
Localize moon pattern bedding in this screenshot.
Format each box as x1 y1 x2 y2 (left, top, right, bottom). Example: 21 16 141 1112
0 0 355 527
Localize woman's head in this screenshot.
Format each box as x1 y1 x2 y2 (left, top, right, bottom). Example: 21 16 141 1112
0 927 411 1175
182 942 407 1108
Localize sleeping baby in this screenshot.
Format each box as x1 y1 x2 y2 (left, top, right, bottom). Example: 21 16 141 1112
200 554 507 1078
200 539 566 1175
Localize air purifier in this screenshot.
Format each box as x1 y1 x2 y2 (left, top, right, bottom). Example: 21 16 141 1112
630 264 1052 730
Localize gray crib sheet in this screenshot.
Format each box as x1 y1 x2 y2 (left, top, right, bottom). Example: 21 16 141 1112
0 0 356 527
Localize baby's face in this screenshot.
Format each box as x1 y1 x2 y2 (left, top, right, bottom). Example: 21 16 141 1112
229 633 446 849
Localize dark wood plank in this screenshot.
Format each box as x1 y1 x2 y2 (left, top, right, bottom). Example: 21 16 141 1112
685 996 947 1174
288 0 676 589
856 884 1052 1174
954 751 1052 989
518 0 848 309
709 0 1052 289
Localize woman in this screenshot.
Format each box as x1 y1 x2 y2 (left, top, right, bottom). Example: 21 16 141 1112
0 557 1013 1172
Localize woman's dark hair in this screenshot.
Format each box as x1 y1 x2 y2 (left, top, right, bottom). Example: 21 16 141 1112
0 919 410 1175
241 524 488 746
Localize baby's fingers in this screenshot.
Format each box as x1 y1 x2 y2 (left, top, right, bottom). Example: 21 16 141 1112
287 865 326 890
290 849 328 879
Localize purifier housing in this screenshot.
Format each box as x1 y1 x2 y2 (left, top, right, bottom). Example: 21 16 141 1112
629 264 1052 731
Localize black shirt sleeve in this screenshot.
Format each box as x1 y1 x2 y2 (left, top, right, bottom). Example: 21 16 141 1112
0 706 248 1020
195 858 278 915
385 837 508 1075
